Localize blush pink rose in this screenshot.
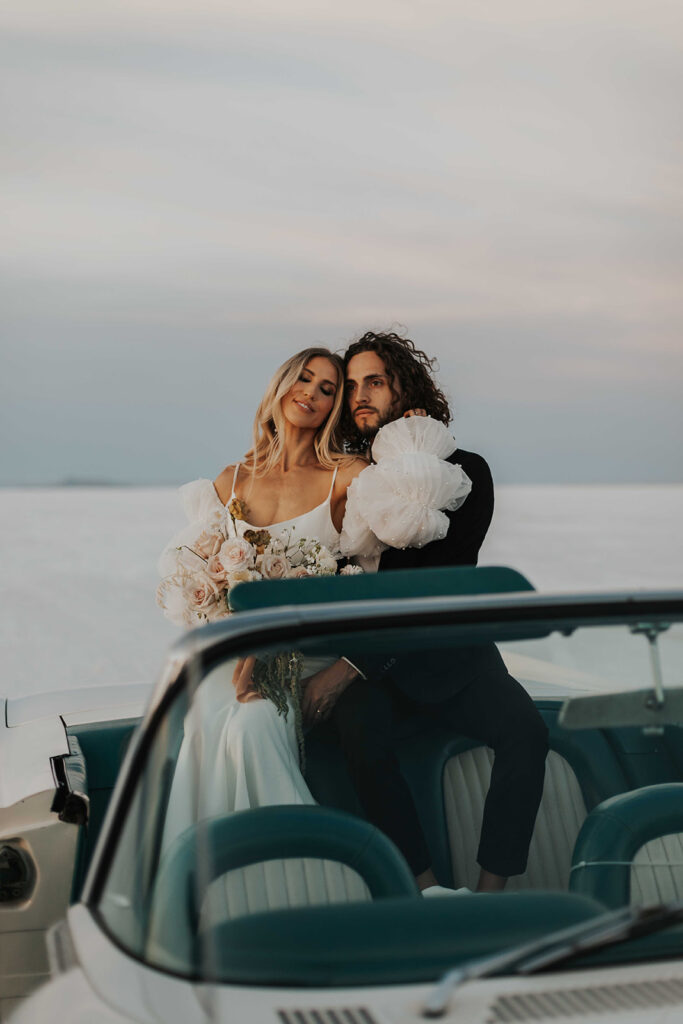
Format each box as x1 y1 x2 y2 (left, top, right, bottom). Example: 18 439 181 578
260 552 289 579
227 568 261 585
186 572 220 618
219 537 254 574
288 566 314 579
194 530 224 560
206 553 229 584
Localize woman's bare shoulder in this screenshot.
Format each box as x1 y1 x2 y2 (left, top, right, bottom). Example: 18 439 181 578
213 463 238 505
335 455 370 487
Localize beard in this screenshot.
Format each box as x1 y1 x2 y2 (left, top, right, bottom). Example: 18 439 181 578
353 407 397 439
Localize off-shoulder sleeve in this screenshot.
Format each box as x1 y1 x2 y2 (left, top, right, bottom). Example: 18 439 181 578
179 478 218 523
339 417 472 555
158 479 222 578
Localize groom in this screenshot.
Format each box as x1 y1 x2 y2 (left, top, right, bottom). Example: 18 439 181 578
302 330 549 894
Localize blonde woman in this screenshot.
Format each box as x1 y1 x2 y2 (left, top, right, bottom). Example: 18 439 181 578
158 348 376 915
211 348 367 705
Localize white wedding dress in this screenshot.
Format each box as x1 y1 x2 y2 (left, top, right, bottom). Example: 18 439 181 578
157 418 472 922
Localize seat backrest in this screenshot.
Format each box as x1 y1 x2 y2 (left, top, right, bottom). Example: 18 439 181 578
631 833 683 905
308 703 631 895
443 747 588 891
148 806 417 964
200 857 370 926
390 705 629 892
230 565 535 611
570 784 683 908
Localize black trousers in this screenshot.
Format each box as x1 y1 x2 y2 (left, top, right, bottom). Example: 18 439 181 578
330 653 549 879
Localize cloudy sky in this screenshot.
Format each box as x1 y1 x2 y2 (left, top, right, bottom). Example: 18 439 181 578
2 0 682 484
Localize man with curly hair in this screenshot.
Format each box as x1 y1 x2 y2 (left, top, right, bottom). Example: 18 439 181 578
303 330 548 896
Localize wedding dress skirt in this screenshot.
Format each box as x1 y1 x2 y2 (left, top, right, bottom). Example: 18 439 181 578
161 658 370 925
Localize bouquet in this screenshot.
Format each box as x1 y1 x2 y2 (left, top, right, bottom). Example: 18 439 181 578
157 499 362 766
157 510 344 630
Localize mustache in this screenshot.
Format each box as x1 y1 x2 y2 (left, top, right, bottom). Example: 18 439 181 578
353 405 376 414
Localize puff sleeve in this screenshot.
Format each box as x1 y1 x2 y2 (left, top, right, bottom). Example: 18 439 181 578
157 479 225 579
339 417 472 557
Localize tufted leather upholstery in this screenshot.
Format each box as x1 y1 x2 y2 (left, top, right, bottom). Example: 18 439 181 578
570 784 683 908
443 748 588 891
201 858 370 926
150 806 417 960
631 832 683 905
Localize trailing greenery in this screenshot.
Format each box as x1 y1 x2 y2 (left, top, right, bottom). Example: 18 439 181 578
251 651 306 770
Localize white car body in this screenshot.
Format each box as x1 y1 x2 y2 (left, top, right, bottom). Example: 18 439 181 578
0 685 150 1019
4 580 683 1024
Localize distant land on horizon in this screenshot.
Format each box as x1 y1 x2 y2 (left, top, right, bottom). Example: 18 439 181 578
1 479 682 489
0 478 180 488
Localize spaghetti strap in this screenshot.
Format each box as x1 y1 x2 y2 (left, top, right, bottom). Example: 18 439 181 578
326 465 339 502
230 463 241 500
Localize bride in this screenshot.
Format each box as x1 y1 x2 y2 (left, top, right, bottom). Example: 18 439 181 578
157 345 471 917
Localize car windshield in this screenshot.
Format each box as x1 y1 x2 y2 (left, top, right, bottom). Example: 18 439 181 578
91 596 683 986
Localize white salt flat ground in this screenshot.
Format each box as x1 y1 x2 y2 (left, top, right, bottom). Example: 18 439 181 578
0 485 681 698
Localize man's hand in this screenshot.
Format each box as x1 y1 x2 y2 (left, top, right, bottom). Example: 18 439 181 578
302 659 359 725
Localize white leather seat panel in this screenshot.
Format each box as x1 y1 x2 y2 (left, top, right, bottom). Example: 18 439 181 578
201 858 371 926
631 833 683 905
443 748 587 891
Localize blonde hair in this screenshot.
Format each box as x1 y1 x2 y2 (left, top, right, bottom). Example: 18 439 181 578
246 348 347 475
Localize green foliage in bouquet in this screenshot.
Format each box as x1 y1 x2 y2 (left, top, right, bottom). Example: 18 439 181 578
251 651 306 769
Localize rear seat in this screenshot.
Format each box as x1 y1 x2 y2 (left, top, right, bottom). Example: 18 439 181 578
570 784 683 908
152 700 683 919
307 701 634 894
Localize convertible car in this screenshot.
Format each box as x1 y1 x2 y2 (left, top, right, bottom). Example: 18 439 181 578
2 566 683 1023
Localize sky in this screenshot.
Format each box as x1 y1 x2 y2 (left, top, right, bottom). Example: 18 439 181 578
2 0 682 485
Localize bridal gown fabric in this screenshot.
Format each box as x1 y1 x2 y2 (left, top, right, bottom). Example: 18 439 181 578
157 418 472 922
160 466 372 920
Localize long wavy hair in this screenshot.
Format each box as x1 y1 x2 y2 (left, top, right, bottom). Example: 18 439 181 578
246 348 347 475
341 331 452 449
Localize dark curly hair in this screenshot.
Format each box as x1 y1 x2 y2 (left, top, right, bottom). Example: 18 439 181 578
341 331 451 449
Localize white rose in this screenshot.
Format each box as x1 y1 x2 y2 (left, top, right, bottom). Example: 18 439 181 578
219 537 254 573
260 552 289 579
339 564 364 575
316 550 338 574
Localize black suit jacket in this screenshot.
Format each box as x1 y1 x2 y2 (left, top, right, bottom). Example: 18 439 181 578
348 447 501 701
